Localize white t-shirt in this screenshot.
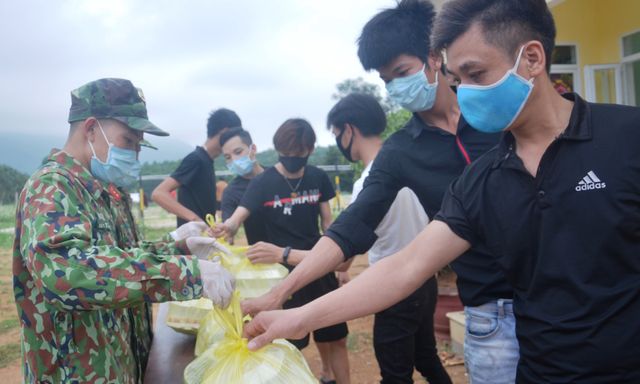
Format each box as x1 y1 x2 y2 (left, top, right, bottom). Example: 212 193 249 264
351 163 429 265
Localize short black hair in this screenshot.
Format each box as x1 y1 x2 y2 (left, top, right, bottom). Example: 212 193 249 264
327 93 387 137
432 0 556 73
357 0 436 70
219 127 253 148
207 108 241 138
273 118 316 155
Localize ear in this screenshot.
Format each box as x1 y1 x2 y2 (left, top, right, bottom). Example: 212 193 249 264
523 41 546 79
82 117 98 142
428 52 444 73
346 123 359 139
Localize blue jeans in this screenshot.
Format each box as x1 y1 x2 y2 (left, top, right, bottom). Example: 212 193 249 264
464 299 519 384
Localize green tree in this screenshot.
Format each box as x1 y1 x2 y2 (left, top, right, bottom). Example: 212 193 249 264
255 149 279 167
382 109 412 140
332 77 397 113
0 164 29 204
140 160 180 176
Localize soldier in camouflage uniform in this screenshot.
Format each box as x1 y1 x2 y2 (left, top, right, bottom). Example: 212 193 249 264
13 78 234 383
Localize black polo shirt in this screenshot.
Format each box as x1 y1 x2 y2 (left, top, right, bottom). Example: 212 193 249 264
171 146 217 226
436 93 640 383
221 174 269 245
325 114 510 306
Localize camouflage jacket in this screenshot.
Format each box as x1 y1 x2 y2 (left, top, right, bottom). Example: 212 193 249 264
13 151 203 383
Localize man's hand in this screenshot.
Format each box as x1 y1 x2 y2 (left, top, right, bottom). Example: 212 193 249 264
243 308 308 351
241 288 287 317
247 242 283 264
199 258 235 308
186 237 232 260
170 221 213 241
336 271 351 286
211 219 238 239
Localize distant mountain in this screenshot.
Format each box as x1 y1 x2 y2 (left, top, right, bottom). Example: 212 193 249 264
0 132 194 174
138 136 194 164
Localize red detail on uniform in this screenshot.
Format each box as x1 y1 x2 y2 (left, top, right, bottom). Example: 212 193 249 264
108 184 121 201
55 278 72 292
114 286 129 301
456 136 472 165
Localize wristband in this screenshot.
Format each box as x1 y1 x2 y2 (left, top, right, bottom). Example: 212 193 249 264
282 246 292 266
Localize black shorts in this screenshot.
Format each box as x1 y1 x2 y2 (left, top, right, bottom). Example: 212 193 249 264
283 271 349 349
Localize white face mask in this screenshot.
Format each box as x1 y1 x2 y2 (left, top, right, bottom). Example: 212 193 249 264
386 65 439 112
88 121 141 188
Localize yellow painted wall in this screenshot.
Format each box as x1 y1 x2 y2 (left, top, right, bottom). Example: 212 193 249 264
552 0 640 64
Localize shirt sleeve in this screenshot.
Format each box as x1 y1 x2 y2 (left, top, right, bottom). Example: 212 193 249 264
319 169 336 202
221 182 239 221
324 144 403 258
16 171 203 312
139 236 191 256
434 174 479 245
239 174 264 213
170 152 198 187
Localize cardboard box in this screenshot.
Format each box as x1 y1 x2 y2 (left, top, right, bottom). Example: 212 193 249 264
446 311 465 355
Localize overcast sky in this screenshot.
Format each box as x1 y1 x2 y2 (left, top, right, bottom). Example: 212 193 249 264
0 0 402 152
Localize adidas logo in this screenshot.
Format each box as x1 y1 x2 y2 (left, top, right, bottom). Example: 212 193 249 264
575 171 606 192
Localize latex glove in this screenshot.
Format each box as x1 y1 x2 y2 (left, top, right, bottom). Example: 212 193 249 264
199 257 235 308
186 236 232 260
170 221 212 241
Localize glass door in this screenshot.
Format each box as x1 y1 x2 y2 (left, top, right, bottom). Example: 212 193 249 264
621 31 640 106
622 60 640 106
585 64 623 104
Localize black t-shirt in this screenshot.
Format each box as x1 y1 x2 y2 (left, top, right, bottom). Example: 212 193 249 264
325 115 509 306
436 94 640 383
171 146 217 226
221 174 269 245
240 166 335 250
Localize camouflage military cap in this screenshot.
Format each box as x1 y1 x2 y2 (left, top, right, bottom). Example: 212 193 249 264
140 139 158 150
68 78 169 136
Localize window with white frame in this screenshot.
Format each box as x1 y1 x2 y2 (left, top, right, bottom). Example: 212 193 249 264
621 30 640 106
550 44 581 95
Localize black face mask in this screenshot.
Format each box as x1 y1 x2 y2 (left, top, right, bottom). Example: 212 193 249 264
279 155 308 173
336 127 354 163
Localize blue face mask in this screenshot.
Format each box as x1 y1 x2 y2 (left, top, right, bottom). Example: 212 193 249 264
227 155 255 176
386 65 438 112
457 46 534 133
88 121 142 189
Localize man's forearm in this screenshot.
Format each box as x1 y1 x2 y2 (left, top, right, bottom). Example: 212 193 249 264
298 221 468 332
272 236 344 301
153 191 199 222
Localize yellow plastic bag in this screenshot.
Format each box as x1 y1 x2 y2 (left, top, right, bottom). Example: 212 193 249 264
210 241 289 300
165 297 212 335
194 310 225 356
168 235 287 334
228 258 289 299
184 294 317 384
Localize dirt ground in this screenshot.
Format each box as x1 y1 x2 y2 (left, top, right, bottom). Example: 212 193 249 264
0 248 21 384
